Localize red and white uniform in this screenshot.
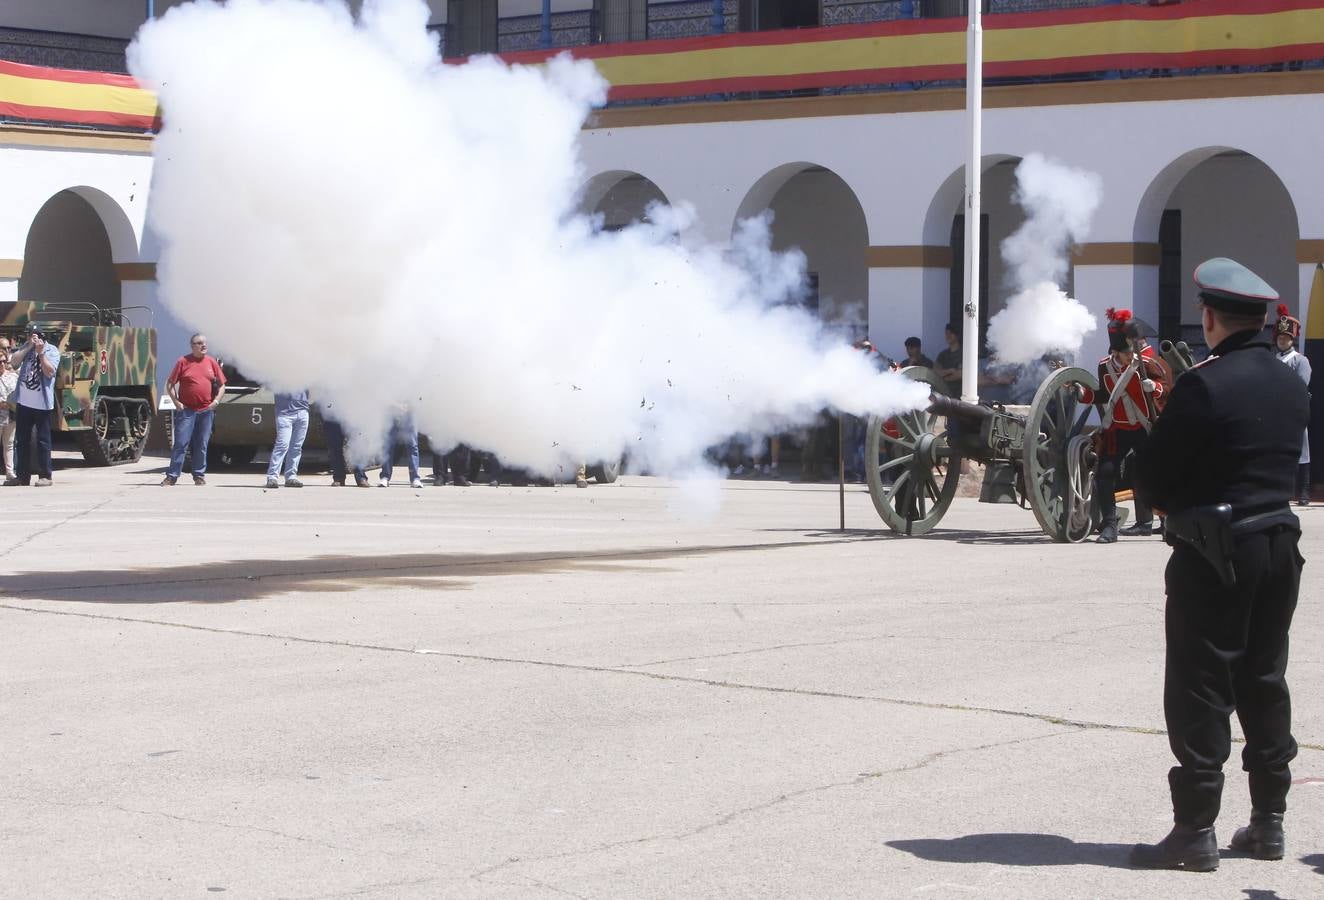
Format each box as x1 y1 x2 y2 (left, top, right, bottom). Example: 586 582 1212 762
1079 350 1168 432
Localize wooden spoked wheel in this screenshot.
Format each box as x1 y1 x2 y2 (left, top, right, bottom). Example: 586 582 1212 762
864 367 961 536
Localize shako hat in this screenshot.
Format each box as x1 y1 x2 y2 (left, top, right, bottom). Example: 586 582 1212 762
1193 257 1278 315
1105 308 1134 352
1275 303 1301 340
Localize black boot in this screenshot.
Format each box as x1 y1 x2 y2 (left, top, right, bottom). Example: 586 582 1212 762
1297 464 1311 507
1096 519 1118 544
1230 811 1284 860
1130 825 1219 871
1119 521 1153 537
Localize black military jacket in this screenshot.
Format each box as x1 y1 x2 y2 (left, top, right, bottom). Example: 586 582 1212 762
1136 330 1309 518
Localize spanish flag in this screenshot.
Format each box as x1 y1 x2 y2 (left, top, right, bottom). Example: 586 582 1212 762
0 58 158 130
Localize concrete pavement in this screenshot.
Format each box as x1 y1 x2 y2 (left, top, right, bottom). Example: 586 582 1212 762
1 455 1321 898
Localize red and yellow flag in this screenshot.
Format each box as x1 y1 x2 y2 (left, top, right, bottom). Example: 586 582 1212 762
0 58 158 129
1 0 1320 129
495 0 1324 101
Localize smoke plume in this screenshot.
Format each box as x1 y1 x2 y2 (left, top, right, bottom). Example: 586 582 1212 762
986 153 1101 365
130 0 927 478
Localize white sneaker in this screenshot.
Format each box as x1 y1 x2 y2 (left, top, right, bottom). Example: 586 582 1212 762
378 477 389 488
264 476 279 489
410 478 423 489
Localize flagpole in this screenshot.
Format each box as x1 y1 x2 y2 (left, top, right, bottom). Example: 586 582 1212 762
961 2 983 404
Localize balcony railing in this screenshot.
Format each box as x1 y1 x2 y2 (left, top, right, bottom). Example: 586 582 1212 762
0 27 129 75
2 0 1321 131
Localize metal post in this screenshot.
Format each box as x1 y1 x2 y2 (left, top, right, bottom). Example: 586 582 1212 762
146 0 155 19
961 1 983 404
711 0 725 35
540 0 553 49
838 414 846 531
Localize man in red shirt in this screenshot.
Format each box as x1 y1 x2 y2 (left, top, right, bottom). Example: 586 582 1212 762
162 333 226 486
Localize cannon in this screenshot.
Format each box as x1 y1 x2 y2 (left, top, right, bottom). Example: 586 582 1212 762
1159 339 1196 380
863 365 1103 541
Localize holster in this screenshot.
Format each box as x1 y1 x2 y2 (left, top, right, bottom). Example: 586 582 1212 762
1164 503 1236 587
1164 505 1300 588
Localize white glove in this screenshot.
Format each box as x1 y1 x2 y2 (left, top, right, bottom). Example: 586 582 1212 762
1141 379 1156 393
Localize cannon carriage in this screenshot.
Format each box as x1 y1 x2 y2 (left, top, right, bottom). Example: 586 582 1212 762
863 365 1104 541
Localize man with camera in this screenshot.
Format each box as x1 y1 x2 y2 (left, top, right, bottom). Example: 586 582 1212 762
4 322 63 487
162 333 226 486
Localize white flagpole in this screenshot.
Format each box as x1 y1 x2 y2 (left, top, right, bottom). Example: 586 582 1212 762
961 2 983 404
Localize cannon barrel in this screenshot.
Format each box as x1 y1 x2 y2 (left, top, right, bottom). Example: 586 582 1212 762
928 392 996 423
1159 339 1196 380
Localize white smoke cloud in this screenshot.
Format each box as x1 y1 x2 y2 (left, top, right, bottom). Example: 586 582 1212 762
986 153 1101 365
130 0 927 478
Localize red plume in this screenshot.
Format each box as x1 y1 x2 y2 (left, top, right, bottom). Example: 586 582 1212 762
1278 303 1290 319
1106 308 1132 326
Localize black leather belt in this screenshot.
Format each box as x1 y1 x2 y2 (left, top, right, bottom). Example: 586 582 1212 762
1231 507 1299 536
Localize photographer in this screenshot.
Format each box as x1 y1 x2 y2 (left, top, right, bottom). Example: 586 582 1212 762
3 323 62 487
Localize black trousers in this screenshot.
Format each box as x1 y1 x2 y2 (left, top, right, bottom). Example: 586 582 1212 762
1163 526 1302 827
431 444 473 482
14 403 53 481
1097 427 1151 526
323 417 372 482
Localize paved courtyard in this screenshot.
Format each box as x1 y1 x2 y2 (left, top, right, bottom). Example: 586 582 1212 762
2 454 1321 898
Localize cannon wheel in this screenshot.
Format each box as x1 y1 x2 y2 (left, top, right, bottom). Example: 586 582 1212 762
1023 366 1101 543
864 366 962 536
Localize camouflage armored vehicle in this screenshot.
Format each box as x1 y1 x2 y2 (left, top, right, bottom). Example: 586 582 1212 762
196 363 327 468
1 300 156 465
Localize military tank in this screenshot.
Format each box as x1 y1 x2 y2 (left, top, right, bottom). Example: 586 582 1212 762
1 300 157 465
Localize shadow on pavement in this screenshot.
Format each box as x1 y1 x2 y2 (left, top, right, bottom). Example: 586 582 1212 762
758 527 1055 546
1302 852 1324 874
0 539 850 605
886 833 1134 869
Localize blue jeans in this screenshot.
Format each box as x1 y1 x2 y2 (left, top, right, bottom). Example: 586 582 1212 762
267 409 309 479
380 420 420 482
167 408 215 478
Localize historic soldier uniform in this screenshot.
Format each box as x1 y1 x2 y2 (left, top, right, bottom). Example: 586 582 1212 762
1130 258 1309 871
1079 309 1167 543
1273 304 1313 505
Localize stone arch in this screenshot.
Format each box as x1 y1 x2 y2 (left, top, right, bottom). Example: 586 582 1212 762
919 155 1031 363
19 187 137 311
1133 148 1299 346
732 162 868 331
579 170 670 231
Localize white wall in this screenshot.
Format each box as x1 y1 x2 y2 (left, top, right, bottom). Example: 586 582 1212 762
579 89 1324 366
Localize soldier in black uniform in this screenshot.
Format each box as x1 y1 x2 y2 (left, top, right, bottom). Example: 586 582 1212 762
1129 258 1309 871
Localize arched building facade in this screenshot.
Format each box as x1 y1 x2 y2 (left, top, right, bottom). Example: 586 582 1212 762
579 75 1324 367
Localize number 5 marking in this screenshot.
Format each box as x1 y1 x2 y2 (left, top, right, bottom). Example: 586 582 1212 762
251 407 262 425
